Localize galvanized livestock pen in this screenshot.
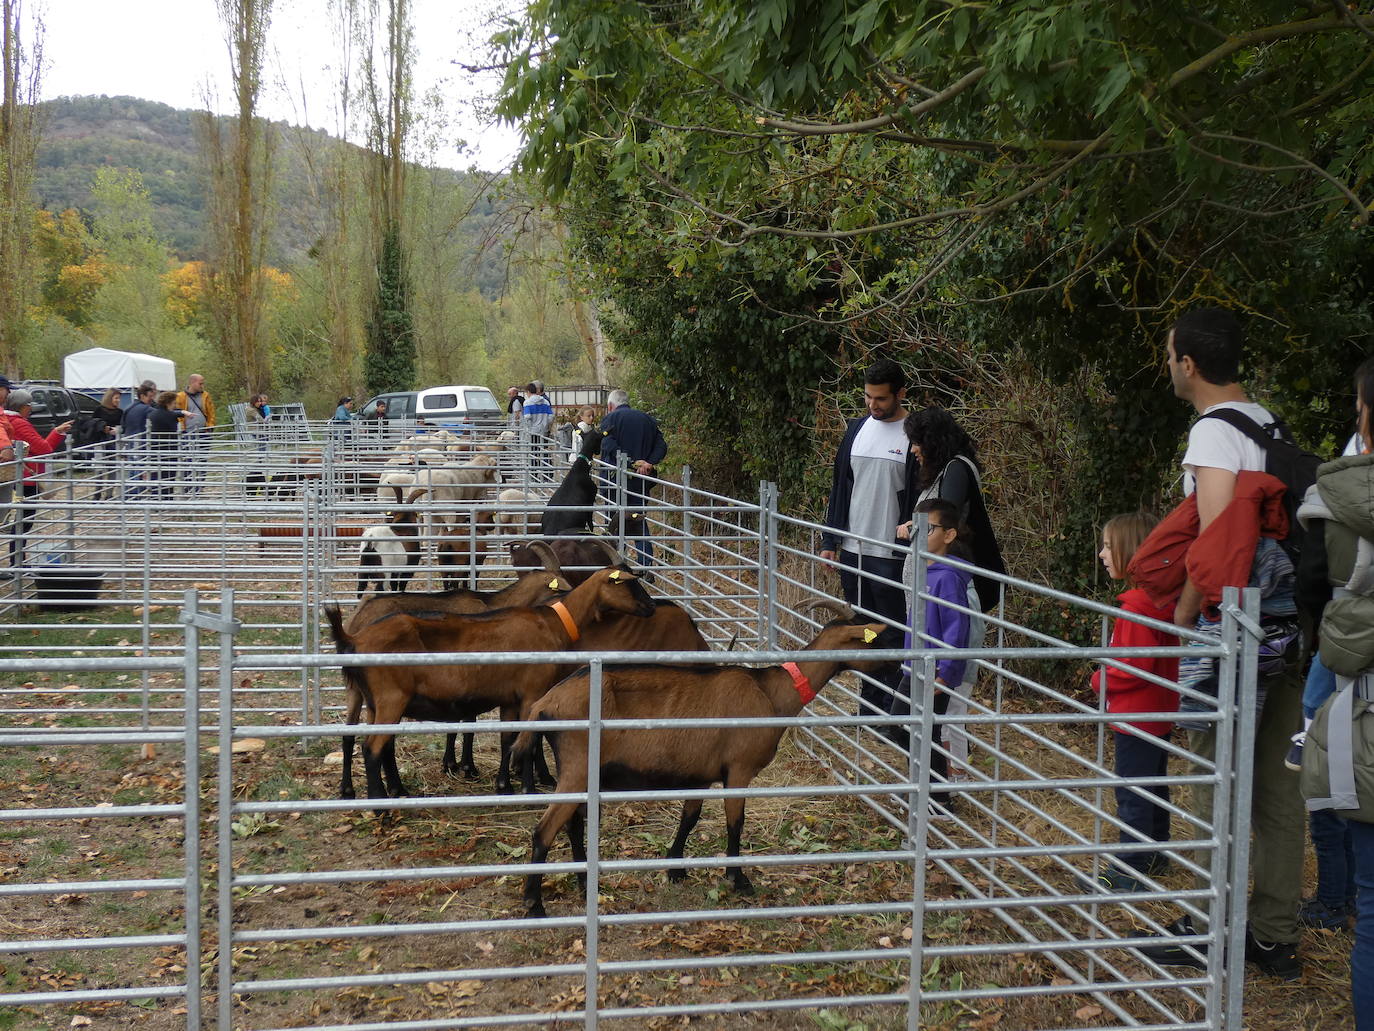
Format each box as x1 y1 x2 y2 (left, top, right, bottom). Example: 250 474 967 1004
0 422 1264 1030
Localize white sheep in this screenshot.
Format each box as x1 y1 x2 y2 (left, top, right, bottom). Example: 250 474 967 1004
357 506 421 596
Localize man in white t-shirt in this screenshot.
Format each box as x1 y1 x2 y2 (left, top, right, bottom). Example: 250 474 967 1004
1140 307 1304 980
820 359 919 719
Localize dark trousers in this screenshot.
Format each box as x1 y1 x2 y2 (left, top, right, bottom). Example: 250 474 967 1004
9 481 38 567
837 550 906 718
1113 728 1171 872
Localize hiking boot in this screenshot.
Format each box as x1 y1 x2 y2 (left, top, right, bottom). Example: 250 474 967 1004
1244 929 1302 980
1283 732 1305 772
1078 867 1145 894
1136 916 1208 970
1298 896 1351 930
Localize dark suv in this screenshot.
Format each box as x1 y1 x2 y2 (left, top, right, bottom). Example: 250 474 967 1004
11 381 98 436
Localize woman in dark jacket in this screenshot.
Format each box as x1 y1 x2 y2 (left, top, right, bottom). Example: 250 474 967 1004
90 387 123 500
898 406 1005 610
148 391 183 499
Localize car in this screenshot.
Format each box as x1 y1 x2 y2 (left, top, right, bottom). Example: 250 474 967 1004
356 385 502 433
10 381 97 437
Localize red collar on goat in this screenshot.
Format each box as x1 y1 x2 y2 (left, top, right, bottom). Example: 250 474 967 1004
550 601 580 643
782 662 815 704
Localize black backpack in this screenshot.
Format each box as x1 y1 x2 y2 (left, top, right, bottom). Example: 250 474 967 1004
1197 408 1320 567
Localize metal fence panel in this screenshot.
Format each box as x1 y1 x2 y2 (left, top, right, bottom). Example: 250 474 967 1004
0 424 1259 1030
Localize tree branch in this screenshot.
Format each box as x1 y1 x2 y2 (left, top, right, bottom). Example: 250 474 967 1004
1198 131 1370 224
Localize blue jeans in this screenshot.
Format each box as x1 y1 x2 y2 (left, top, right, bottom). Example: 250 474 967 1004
1305 654 1355 907
1348 819 1374 1030
1304 653 1338 719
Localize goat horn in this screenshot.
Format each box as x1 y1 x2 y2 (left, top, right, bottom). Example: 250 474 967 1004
527 539 563 574
404 487 429 506
797 597 853 622
591 536 625 566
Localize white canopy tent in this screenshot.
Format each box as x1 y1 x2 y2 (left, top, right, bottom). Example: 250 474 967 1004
62 347 178 392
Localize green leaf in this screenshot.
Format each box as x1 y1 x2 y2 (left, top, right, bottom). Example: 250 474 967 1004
1093 61 1132 118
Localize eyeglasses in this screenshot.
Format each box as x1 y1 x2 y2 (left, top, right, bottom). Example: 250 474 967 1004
927 523 951 532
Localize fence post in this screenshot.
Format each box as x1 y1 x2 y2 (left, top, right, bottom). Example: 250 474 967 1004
680 465 693 576
584 657 605 1030
905 510 933 1031
303 489 320 736
214 589 241 1031
614 454 628 557
757 481 778 650
178 590 203 1030
1216 585 1260 1031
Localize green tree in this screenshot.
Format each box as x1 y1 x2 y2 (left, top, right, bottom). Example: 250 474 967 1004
361 0 416 394
202 0 275 395
0 0 42 374
495 0 1374 595
86 167 206 373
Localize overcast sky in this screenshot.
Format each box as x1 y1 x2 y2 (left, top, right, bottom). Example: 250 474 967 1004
35 0 524 170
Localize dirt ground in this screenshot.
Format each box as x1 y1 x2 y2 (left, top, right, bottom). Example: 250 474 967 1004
0 665 1362 1031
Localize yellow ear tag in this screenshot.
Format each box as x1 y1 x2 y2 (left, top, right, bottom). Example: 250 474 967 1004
609 570 621 581
549 579 560 590
862 629 878 644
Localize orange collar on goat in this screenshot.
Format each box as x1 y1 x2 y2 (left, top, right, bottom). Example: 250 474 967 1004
782 661 814 704
550 600 580 642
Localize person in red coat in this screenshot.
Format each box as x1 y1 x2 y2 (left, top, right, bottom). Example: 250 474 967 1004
3 388 72 569
1087 511 1181 893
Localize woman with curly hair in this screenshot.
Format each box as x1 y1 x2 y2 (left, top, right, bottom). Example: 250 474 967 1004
898 406 1004 610
889 407 1004 785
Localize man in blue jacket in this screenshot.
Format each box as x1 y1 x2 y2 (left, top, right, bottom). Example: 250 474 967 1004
119 381 158 498
820 359 920 720
600 389 668 565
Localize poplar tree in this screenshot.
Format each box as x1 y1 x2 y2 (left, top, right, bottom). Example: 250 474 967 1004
202 0 275 396
361 0 415 395
0 0 41 375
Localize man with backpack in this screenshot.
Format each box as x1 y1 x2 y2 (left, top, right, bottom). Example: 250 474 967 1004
1135 307 1306 979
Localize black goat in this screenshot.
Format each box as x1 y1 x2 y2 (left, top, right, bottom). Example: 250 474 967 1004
539 428 603 536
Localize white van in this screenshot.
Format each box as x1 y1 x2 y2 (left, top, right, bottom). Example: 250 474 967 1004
357 385 502 430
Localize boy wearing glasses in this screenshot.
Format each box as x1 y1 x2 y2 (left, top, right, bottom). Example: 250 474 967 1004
888 498 978 798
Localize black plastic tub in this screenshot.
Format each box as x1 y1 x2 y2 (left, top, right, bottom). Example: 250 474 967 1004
30 567 105 609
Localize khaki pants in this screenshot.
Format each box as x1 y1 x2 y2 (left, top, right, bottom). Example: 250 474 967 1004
1187 666 1304 943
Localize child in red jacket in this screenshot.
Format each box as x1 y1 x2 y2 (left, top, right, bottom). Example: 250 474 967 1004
1088 511 1181 893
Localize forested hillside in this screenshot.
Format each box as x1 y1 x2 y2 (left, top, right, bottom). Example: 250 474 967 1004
14 94 597 412
33 95 508 297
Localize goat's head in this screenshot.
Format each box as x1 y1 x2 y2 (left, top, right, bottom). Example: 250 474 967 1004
578 427 604 460
798 598 894 674
580 567 656 620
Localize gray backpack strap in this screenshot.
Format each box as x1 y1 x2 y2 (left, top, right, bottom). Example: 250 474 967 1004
1349 535 1374 596
1307 681 1359 812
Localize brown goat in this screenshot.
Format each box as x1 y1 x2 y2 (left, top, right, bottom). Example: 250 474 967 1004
336 564 573 798
510 536 629 585
514 617 889 917
338 539 571 793
325 567 657 802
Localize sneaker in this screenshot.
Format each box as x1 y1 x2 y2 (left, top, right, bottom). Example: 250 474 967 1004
1297 896 1350 930
1078 867 1145 894
1244 929 1302 980
1136 916 1208 970
1283 732 1305 772
1141 853 1172 877
926 800 955 821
